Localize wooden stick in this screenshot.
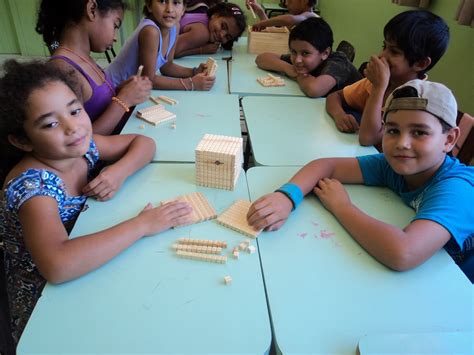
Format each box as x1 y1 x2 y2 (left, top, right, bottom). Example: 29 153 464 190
137 65 144 76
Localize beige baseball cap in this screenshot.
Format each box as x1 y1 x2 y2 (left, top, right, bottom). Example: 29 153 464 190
383 79 458 128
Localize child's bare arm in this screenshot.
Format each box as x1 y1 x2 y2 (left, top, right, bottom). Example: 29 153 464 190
253 12 315 30
247 158 363 231
255 53 297 78
50 59 151 136
82 134 155 201
359 55 390 146
296 74 336 98
174 23 211 58
246 0 267 20
20 198 192 284
314 179 451 270
326 90 359 133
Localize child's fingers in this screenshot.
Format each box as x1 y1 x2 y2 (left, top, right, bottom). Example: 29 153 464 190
143 202 154 211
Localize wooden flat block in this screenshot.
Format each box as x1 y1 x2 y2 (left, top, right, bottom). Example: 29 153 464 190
257 74 285 87
162 192 216 227
216 200 262 238
136 104 176 125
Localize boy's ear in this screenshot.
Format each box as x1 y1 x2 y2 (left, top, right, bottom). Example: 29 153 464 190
8 135 33 153
412 57 432 72
321 47 331 61
443 126 461 153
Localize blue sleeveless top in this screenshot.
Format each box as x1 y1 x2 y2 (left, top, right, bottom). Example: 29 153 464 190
0 139 99 344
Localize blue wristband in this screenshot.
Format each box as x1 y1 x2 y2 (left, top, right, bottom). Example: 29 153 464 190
275 183 304 211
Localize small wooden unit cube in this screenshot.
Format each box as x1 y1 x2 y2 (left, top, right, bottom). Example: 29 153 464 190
247 26 290 55
195 134 243 190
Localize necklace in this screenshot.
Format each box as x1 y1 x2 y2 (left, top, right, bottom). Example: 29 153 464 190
57 46 115 95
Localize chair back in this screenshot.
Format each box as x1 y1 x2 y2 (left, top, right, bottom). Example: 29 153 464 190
453 111 474 165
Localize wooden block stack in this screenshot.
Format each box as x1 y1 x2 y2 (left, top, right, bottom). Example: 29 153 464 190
195 134 243 190
247 26 290 55
174 238 228 264
136 104 176 125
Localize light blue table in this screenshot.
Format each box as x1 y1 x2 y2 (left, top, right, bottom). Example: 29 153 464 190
18 164 272 354
229 37 304 97
172 56 230 94
121 91 242 162
242 96 377 166
358 332 474 354
247 166 473 355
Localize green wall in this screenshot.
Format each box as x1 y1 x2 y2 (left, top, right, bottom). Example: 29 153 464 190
1 0 473 113
319 0 474 114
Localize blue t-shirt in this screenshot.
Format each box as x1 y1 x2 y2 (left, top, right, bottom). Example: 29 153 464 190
357 153 474 262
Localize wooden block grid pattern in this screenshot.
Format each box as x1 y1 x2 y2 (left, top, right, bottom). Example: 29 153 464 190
136 104 176 125
257 74 285 87
216 200 262 238
195 134 243 190
172 243 223 254
176 250 227 263
205 57 218 76
247 25 290 55
162 192 216 227
178 237 227 248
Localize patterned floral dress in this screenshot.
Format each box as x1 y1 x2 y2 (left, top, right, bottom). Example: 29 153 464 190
0 139 99 344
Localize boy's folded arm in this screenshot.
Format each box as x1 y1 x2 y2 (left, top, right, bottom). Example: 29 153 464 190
358 86 385 146
255 53 292 74
330 204 452 271
297 74 336 98
248 158 363 231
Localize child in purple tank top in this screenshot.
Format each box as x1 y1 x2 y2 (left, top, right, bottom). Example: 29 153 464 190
176 2 247 58
36 0 152 135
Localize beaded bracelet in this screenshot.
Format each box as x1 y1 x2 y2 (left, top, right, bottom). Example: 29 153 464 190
188 77 194 91
111 96 130 112
179 78 189 91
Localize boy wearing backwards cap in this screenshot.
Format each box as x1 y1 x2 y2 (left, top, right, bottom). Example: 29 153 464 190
248 79 474 279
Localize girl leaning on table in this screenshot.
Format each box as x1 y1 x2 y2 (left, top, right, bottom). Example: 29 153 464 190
36 0 152 135
106 0 215 92
0 60 192 346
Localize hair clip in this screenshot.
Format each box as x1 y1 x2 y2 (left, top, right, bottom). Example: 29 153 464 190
231 6 242 14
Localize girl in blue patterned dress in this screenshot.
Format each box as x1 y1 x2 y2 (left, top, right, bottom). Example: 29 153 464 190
0 60 192 346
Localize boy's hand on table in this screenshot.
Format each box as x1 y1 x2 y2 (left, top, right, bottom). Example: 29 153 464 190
247 192 293 231
313 178 352 215
334 113 359 133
